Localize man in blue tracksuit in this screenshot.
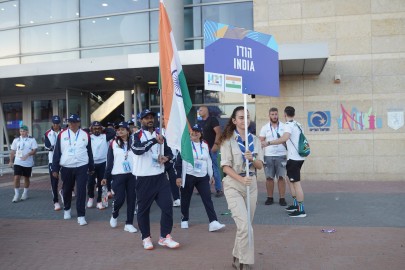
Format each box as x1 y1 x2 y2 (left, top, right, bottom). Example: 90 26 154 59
130 109 179 250
52 114 94 226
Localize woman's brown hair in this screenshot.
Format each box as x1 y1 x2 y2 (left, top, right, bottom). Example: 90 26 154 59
218 106 245 145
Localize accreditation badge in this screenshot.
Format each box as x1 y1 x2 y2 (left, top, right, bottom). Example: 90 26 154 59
194 160 203 173
16 150 23 158
122 160 132 172
68 147 75 156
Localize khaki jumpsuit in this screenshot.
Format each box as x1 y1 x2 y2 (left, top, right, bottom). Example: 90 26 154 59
220 133 264 265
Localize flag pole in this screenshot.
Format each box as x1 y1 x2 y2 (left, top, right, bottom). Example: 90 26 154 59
243 94 252 248
159 88 164 155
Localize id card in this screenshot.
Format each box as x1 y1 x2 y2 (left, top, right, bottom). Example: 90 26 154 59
194 160 203 173
122 160 131 172
68 147 75 156
16 150 23 158
151 153 160 167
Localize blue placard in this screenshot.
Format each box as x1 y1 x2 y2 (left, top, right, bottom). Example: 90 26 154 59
204 20 279 96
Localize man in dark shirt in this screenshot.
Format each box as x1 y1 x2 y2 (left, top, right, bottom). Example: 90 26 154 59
197 106 223 197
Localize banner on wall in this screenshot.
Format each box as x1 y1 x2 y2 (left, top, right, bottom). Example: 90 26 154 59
204 20 279 96
387 111 404 130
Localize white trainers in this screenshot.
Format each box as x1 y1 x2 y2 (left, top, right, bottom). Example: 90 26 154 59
12 194 19 203
181 221 189 229
77 216 87 226
87 198 94 208
209 220 226 232
54 202 61 211
124 224 138 233
158 234 180 249
110 216 117 228
142 237 154 250
96 202 105 210
64 209 71 220
20 192 28 201
173 199 181 207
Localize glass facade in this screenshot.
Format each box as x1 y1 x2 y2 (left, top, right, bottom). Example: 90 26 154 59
0 0 252 65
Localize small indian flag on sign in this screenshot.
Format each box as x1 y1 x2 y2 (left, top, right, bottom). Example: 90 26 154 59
225 75 243 93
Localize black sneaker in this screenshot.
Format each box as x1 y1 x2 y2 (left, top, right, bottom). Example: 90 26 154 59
215 190 224 198
288 210 307 217
265 197 274 205
279 198 287 206
285 205 299 212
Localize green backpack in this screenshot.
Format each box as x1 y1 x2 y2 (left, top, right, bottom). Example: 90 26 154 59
290 123 311 157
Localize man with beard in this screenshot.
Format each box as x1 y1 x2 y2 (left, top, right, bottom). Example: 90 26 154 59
259 107 288 206
130 109 179 250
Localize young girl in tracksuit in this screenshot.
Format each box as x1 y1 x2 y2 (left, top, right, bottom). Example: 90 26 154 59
102 121 137 233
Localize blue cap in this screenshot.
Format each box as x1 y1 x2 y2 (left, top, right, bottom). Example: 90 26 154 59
191 124 202 132
52 115 61 124
67 114 81 123
117 121 129 129
91 121 102 127
139 109 156 119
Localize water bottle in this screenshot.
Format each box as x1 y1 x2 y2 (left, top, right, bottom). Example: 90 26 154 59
102 186 109 208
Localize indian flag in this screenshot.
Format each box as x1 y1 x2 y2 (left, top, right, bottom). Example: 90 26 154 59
159 0 194 165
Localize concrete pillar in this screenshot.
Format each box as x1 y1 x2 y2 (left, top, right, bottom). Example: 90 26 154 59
124 90 132 121
165 0 184 50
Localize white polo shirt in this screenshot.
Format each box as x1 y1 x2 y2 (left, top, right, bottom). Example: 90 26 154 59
259 121 287 156
11 136 38 167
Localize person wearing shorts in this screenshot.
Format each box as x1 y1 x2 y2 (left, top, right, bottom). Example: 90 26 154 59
259 107 288 206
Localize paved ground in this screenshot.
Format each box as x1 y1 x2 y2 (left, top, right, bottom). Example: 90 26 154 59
0 172 404 270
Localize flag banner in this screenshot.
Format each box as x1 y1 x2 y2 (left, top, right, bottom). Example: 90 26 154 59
204 20 279 97
159 0 194 165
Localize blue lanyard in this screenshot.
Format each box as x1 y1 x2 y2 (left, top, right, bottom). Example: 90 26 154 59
68 129 80 147
270 122 279 138
191 142 203 160
18 137 27 150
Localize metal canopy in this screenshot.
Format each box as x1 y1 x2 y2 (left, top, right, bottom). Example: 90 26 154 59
0 43 328 97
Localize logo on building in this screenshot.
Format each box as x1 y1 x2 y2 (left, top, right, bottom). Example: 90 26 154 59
338 104 382 131
205 72 224 92
308 111 331 131
387 111 404 130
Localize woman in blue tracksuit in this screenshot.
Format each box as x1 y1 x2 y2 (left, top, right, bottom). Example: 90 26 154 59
102 121 137 233
175 124 225 232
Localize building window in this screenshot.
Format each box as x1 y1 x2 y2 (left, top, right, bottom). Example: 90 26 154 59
80 0 149 17
20 0 79 25
0 0 19 29
81 45 149 58
31 100 53 144
21 52 79 64
0 29 19 57
202 2 253 31
2 102 22 144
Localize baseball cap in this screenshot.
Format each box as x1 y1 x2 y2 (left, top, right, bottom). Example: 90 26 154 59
20 125 28 131
127 120 134 125
67 114 81 123
117 121 129 129
52 115 61 124
91 121 102 127
191 124 202 132
139 109 156 119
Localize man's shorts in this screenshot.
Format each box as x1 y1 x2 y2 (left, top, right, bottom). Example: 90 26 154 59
13 165 32 177
264 156 287 180
286 160 305 182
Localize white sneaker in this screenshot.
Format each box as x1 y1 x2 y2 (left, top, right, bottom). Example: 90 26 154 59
64 209 71 220
12 194 19 203
124 224 138 233
181 221 189 229
142 237 154 250
110 216 117 228
209 220 226 232
54 202 61 211
87 198 94 208
96 202 105 210
20 192 28 201
173 199 181 207
158 234 180 249
77 216 87 226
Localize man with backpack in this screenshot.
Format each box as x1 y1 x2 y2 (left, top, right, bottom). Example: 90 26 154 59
265 106 308 217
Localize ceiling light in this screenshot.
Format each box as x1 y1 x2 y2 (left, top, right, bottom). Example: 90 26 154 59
102 3 108 7
15 84 26 87
104 77 115 81
147 81 157 85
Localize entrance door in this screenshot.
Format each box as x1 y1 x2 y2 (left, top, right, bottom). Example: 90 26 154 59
66 89 89 128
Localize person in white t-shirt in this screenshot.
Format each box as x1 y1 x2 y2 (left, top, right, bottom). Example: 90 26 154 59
259 107 288 206
9 125 38 202
265 106 307 218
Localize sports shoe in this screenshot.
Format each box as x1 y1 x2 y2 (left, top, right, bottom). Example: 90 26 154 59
110 216 117 228
279 198 287 206
181 221 189 229
158 234 180 249
215 190 224 197
12 194 19 203
142 237 154 250
64 209 71 220
173 199 181 207
288 210 307 218
124 224 138 233
20 192 28 201
54 202 61 211
265 197 274 205
96 202 105 210
87 198 94 208
77 216 88 225
285 205 299 212
209 220 226 232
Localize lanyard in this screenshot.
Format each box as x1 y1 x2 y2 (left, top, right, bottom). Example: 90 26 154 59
142 130 157 154
18 137 28 150
270 122 279 138
123 141 129 160
68 129 80 147
191 142 203 160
